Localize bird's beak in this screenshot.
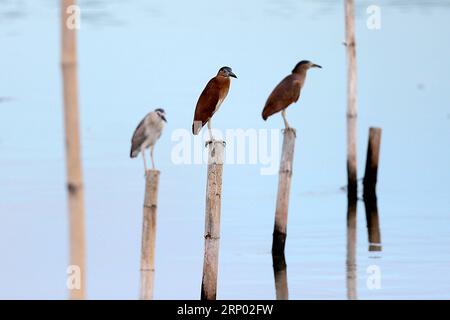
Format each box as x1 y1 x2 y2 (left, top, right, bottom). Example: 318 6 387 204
312 63 322 69
161 115 167 122
229 71 237 78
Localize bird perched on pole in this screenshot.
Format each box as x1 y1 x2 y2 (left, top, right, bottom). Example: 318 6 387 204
262 60 321 128
192 66 237 140
130 108 167 174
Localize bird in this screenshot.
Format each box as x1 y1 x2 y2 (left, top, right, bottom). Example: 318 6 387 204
262 60 321 129
192 66 237 140
130 108 167 174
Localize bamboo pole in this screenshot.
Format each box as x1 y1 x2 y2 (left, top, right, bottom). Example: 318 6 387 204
346 200 357 300
61 0 86 300
363 127 382 198
140 170 160 300
345 0 358 201
272 253 289 300
272 128 296 256
201 140 225 300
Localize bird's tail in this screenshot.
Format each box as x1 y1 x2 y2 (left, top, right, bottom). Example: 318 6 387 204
192 121 202 135
130 147 139 158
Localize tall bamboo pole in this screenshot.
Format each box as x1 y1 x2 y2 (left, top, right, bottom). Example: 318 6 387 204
61 0 85 300
201 140 225 300
345 0 358 201
272 128 296 255
140 170 160 300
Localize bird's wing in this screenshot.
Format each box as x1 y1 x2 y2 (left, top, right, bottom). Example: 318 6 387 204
262 75 302 120
192 78 221 134
130 115 148 158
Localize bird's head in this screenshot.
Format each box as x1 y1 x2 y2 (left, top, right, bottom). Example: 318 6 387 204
218 66 237 79
155 108 167 122
292 60 322 73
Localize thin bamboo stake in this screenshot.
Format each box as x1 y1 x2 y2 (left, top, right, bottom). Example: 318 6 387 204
363 127 382 198
61 0 86 300
346 200 357 300
345 0 358 201
201 140 225 300
272 253 289 300
272 128 296 256
140 170 160 300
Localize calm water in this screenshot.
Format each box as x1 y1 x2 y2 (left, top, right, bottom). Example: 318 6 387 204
1 0 450 299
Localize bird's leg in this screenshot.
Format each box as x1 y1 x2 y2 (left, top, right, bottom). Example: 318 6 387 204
208 120 213 140
150 146 155 170
207 120 214 144
141 149 148 176
281 109 291 129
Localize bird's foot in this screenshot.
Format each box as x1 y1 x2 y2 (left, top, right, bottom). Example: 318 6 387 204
205 140 213 148
205 139 226 148
144 167 158 177
283 127 297 137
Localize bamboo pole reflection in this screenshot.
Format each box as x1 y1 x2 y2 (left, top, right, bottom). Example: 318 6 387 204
364 194 382 252
272 253 289 300
346 200 357 300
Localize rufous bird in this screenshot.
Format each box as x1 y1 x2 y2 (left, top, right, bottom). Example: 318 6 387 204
262 60 321 128
130 108 167 174
192 66 237 140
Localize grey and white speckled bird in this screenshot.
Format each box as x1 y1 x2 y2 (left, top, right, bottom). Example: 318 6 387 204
130 108 167 174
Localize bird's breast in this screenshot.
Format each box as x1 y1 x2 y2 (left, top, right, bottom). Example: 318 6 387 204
214 97 225 113
143 123 164 147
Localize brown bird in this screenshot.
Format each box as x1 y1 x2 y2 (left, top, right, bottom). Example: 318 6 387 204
192 66 237 140
262 60 321 128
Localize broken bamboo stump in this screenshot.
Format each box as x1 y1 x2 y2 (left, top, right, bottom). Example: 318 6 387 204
272 128 296 256
363 127 382 199
201 140 225 300
140 169 160 300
